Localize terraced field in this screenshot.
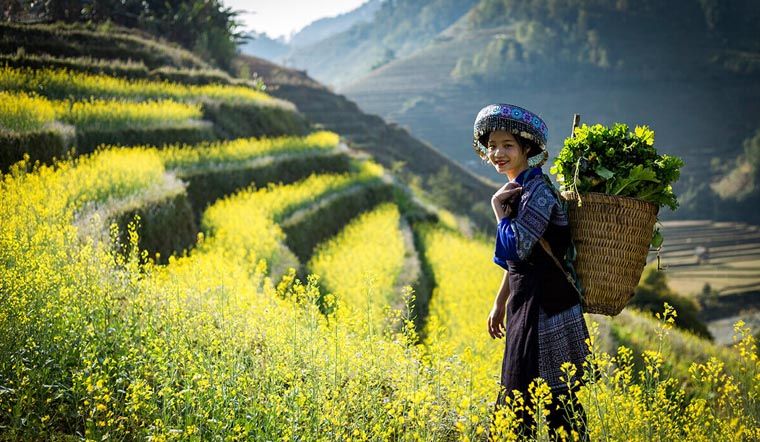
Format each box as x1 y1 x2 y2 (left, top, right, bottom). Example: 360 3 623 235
646 219 760 344
648 220 760 296
1 22 758 441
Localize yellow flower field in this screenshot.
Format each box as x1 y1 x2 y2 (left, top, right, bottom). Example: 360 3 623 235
196 160 385 272
415 223 760 440
158 130 341 172
0 90 202 133
53 97 202 130
0 148 465 440
0 66 275 105
0 90 56 133
308 202 406 327
0 142 758 440
417 223 506 402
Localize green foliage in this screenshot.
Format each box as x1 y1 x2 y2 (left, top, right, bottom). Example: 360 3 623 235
550 123 684 211
201 102 310 140
675 128 760 222
75 122 217 154
0 51 240 86
706 127 760 206
459 0 760 82
0 52 151 78
744 128 760 170
148 66 235 86
182 153 353 222
462 0 616 74
6 1 246 71
424 165 469 212
0 21 209 70
112 194 198 265
451 36 525 79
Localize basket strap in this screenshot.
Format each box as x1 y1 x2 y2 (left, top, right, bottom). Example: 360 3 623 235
538 237 584 300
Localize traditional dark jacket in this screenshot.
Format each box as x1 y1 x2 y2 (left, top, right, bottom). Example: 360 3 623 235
493 166 580 315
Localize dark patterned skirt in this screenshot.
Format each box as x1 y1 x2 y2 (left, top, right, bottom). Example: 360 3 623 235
498 300 590 400
537 303 591 392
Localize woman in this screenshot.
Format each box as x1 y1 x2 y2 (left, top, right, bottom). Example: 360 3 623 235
472 103 591 440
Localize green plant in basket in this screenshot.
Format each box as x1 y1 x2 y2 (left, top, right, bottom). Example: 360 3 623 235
550 123 684 248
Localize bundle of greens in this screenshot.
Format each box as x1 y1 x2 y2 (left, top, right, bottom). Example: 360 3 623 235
551 123 683 208
550 123 684 248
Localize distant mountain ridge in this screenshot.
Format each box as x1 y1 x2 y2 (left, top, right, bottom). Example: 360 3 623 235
283 0 479 88
239 0 385 67
288 0 384 48
240 0 760 223
238 31 289 63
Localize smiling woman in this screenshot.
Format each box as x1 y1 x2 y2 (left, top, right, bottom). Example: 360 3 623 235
472 102 591 440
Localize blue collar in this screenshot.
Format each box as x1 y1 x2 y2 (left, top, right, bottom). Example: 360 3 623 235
511 166 542 185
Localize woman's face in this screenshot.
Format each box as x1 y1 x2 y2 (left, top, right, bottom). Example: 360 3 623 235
486 130 528 177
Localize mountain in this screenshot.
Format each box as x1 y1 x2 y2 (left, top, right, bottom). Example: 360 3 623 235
284 0 760 223
238 31 289 63
288 0 384 48
238 0 385 66
282 0 479 88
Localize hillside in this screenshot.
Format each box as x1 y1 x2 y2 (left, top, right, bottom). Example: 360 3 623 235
237 31 290 62
1 20 758 441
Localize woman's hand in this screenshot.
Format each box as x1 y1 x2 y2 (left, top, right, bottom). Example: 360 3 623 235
491 182 522 221
493 182 523 206
487 301 507 339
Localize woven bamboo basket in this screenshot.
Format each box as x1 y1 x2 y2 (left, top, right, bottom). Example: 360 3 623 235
560 190 659 316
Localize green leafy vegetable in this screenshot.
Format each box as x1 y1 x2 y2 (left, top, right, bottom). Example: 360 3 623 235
550 123 684 211
608 164 659 195
595 165 614 180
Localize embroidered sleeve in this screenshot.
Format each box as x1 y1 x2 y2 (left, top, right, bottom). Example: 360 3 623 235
507 179 559 261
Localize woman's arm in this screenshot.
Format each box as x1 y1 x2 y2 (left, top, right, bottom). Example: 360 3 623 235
487 270 510 339
493 269 509 306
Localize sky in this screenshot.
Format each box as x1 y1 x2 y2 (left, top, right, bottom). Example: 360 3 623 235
222 0 370 41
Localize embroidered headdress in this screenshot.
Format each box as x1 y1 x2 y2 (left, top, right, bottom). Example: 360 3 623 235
472 103 549 168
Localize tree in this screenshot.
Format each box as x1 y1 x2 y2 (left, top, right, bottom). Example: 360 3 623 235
425 165 468 212
632 265 712 339
17 0 247 71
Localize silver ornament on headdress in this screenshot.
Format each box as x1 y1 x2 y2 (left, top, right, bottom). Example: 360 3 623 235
527 150 549 168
